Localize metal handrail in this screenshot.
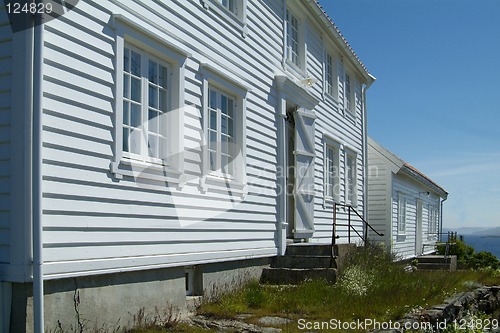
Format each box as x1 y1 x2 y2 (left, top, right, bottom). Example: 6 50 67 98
331 202 384 246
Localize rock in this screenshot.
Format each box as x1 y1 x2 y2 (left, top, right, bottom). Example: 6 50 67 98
258 316 293 326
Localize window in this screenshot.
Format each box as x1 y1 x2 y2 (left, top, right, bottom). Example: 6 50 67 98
398 193 407 235
287 10 300 67
122 45 169 161
339 62 355 116
111 16 188 185
219 0 235 14
345 72 351 112
325 53 335 97
200 63 249 196
429 205 439 235
323 137 340 202
208 87 235 176
345 152 357 205
202 0 248 35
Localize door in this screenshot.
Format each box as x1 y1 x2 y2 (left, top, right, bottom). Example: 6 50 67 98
285 109 295 238
293 108 316 239
416 200 423 255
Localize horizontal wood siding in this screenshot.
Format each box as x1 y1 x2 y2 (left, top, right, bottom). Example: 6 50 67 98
0 4 11 264
304 18 366 244
367 143 390 244
40 0 286 278
391 174 441 259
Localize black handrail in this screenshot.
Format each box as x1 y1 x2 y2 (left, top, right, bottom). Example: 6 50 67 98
332 202 384 246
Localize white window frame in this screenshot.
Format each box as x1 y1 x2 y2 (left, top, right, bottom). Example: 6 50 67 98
110 15 188 186
324 51 337 99
345 150 357 206
428 205 439 237
339 61 356 117
323 135 340 204
201 0 248 37
285 6 306 74
397 193 407 235
200 63 249 197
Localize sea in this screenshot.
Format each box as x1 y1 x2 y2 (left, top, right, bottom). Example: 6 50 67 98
460 235 500 260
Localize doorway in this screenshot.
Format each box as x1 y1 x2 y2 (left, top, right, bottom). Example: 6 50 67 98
285 105 295 238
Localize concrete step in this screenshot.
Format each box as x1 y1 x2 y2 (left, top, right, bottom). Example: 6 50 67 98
285 243 333 256
416 255 455 264
273 255 335 269
417 263 453 271
260 267 337 285
285 243 357 257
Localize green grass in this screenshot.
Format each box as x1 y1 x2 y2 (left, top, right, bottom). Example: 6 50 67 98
129 246 500 332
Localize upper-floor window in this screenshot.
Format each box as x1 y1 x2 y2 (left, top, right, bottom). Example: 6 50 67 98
325 53 335 97
287 10 300 67
398 193 407 235
345 152 357 205
345 73 352 112
122 45 169 162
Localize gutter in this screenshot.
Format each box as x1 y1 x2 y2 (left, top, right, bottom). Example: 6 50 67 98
362 76 375 234
440 196 448 242
32 6 45 333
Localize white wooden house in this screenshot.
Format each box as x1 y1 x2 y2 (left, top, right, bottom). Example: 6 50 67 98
367 138 448 260
0 1 375 331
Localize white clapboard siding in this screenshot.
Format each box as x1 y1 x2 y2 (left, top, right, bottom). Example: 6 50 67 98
38 0 288 278
0 4 12 264
367 146 390 244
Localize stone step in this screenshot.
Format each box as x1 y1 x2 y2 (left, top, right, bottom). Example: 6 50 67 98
260 267 337 285
273 255 335 269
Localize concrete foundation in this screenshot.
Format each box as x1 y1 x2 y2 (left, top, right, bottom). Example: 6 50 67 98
10 258 270 333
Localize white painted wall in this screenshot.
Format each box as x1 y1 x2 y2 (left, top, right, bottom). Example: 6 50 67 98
0 0 372 280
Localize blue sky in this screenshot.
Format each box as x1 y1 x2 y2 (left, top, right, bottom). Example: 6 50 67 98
321 0 500 229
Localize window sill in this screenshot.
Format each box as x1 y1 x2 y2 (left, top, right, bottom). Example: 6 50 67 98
323 93 338 107
110 158 185 188
201 174 248 198
397 234 406 242
323 196 340 208
201 0 248 37
284 59 307 78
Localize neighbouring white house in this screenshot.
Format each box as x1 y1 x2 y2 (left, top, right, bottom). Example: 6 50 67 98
367 138 448 260
0 1 376 331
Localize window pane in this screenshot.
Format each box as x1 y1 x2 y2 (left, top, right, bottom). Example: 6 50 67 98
131 77 141 102
130 128 141 154
148 60 158 84
210 110 217 130
131 50 141 76
221 135 229 154
122 128 129 152
209 130 217 150
131 104 141 127
148 134 158 158
209 89 217 110
209 151 217 171
221 95 228 114
123 102 130 125
228 117 234 137
149 85 157 108
124 48 130 73
149 110 158 134
159 65 168 88
221 155 228 174
221 115 228 135
123 74 129 98
159 89 167 112
228 98 234 118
